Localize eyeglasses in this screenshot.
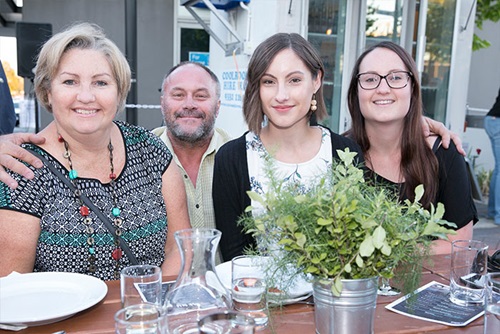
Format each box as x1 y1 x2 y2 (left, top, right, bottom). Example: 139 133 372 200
357 71 412 90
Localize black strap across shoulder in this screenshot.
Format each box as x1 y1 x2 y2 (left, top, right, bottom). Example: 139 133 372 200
26 148 139 265
432 136 442 153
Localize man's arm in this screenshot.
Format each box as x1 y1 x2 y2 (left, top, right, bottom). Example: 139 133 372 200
0 133 46 189
423 116 466 156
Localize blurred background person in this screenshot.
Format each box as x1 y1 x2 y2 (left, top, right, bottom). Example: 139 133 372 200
0 60 16 135
484 87 500 226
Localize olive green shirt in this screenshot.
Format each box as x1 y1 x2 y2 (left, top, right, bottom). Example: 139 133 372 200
152 126 232 230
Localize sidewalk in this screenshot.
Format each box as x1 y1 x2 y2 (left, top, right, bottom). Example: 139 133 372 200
472 199 500 250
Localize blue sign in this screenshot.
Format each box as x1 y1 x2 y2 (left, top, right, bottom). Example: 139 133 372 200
189 52 210 66
185 0 251 11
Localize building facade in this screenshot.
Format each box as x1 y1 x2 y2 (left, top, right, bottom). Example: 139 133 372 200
19 0 479 143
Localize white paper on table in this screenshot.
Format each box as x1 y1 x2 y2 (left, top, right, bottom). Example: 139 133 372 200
385 281 484 327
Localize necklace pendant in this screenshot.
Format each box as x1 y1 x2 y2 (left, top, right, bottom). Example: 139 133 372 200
80 205 90 216
112 248 123 260
69 169 78 180
112 207 121 217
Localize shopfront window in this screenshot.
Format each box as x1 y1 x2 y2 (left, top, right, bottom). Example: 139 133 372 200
308 0 456 130
363 0 456 122
365 0 403 46
420 0 456 122
364 0 456 122
180 28 209 62
308 0 347 131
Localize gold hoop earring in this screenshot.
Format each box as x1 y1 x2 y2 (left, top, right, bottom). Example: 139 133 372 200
310 94 317 112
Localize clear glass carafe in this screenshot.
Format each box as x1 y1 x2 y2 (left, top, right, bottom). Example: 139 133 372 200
164 228 231 334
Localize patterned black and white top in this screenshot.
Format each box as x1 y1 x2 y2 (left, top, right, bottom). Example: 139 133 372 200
0 121 172 280
246 127 333 212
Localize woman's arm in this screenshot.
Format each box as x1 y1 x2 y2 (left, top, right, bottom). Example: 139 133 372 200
431 221 473 255
0 210 40 276
431 142 478 255
160 162 191 276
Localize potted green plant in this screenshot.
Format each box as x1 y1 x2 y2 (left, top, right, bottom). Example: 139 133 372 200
240 149 455 334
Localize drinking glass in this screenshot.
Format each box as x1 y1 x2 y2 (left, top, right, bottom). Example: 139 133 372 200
449 240 488 306
377 276 400 296
115 303 167 334
121 265 162 308
198 311 255 334
484 272 500 334
231 256 269 329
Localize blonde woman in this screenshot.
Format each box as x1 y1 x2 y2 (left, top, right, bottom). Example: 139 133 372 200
0 23 190 280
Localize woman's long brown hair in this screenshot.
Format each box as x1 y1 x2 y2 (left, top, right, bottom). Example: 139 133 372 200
346 41 439 208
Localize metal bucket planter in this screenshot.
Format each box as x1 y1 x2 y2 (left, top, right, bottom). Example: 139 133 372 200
313 277 378 334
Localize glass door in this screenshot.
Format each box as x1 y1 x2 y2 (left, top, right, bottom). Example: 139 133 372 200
363 0 456 123
308 0 348 131
307 0 456 131
419 0 456 122
365 0 404 46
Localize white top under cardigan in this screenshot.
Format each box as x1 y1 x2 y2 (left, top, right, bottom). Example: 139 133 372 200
246 127 333 213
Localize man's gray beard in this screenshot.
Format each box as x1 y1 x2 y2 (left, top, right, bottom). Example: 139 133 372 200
167 120 215 144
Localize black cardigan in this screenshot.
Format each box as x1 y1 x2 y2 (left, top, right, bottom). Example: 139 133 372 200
212 127 363 262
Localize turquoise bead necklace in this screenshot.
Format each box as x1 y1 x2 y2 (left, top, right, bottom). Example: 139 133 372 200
59 135 123 279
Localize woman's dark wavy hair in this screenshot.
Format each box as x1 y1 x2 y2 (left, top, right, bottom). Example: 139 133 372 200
243 33 326 134
346 41 438 208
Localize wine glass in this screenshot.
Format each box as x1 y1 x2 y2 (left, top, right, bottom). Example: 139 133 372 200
377 276 400 296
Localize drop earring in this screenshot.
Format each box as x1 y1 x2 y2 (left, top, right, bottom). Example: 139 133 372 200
310 94 317 112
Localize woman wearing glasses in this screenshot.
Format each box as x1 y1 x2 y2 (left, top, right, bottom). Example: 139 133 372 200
346 41 477 254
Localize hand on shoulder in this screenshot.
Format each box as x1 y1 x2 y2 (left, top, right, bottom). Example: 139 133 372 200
0 133 46 188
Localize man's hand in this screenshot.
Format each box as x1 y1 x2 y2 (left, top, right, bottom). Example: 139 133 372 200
0 133 46 189
422 116 466 156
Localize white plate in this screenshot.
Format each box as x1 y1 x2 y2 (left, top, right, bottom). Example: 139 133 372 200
215 261 313 304
0 272 108 326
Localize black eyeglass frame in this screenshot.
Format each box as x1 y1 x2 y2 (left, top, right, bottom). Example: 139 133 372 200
357 71 413 90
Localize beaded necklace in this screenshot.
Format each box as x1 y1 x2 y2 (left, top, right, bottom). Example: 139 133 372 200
58 135 123 278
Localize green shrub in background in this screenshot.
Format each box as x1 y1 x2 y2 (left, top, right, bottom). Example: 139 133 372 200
477 168 492 197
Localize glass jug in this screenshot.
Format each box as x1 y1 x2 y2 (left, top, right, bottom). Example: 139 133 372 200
164 228 231 334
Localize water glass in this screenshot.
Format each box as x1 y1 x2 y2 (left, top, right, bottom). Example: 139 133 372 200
231 256 269 329
121 265 162 308
484 272 500 334
115 303 167 334
198 311 255 334
449 240 488 306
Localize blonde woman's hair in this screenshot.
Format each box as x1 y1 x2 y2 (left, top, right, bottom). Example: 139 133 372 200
34 22 131 113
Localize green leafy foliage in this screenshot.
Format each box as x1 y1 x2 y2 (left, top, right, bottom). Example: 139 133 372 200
474 0 500 51
239 149 456 296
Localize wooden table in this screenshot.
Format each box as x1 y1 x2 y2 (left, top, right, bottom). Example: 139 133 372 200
0 254 486 334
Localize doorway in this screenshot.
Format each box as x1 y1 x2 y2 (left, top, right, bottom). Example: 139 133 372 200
307 0 457 132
